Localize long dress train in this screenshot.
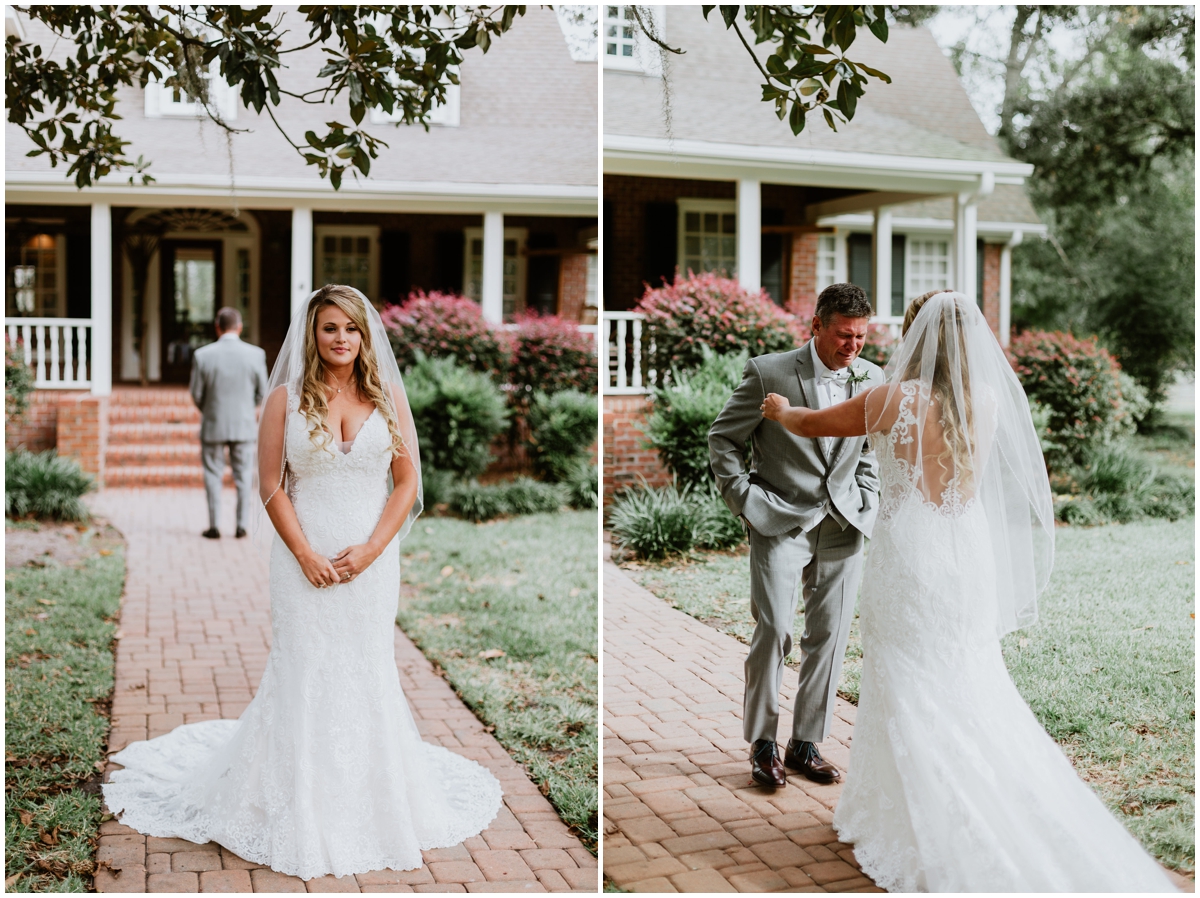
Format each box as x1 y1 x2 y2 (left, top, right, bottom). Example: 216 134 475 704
832 382 1175 892
103 388 502 880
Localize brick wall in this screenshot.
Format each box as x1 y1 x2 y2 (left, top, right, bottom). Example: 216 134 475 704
982 243 1002 337
603 393 671 505
558 252 592 324
5 389 87 453
787 233 820 321
56 393 108 485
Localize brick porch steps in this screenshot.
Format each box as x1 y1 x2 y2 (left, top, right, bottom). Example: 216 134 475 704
105 387 229 489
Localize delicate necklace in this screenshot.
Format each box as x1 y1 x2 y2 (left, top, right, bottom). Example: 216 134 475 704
327 371 354 395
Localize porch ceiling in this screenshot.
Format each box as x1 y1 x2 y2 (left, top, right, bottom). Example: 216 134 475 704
603 134 1032 197
4 171 599 217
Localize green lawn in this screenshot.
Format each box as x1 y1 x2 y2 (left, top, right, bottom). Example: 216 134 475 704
5 529 125 893
397 511 598 849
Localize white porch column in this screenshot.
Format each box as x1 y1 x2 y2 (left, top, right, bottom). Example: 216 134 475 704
953 193 978 302
291 206 313 316
999 231 1023 348
736 179 761 292
481 211 504 324
872 207 893 317
90 203 112 396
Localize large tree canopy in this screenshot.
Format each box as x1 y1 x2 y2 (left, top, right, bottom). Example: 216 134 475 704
6 5 526 189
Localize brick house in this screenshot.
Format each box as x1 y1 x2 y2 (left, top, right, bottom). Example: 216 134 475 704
601 8 1045 500
5 7 598 486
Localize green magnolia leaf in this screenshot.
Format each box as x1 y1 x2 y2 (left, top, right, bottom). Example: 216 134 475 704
823 107 838 131
719 5 739 28
766 54 788 76
304 130 323 149
799 78 821 97
789 100 806 135
856 62 891 83
837 80 857 119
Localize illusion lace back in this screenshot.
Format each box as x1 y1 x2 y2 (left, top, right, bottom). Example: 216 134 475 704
832 384 1175 892
102 387 502 880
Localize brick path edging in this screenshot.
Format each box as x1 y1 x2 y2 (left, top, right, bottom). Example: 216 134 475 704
90 488 597 893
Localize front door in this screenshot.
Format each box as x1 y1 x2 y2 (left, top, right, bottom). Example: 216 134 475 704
160 240 222 383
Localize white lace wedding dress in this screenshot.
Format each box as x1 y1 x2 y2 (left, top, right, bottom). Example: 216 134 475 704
832 382 1175 892
103 387 502 880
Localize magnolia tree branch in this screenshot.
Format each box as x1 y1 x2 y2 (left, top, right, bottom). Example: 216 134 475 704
6 5 527 189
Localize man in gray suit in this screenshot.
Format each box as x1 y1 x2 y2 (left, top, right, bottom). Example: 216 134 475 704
708 283 884 788
190 307 269 540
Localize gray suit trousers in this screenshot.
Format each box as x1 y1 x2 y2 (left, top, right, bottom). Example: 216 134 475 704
744 514 864 744
201 441 255 532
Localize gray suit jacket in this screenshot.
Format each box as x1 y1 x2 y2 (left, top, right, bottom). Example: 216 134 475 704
189 335 269 443
708 343 884 539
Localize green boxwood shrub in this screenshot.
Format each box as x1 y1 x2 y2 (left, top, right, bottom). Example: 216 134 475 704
1008 330 1133 469
419 464 456 509
563 462 598 511
643 347 748 488
406 354 509 480
525 390 597 482
5 340 34 424
1054 442 1195 525
449 478 565 523
5 451 93 521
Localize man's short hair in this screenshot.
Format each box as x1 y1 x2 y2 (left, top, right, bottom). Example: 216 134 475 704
814 283 872 325
215 307 242 333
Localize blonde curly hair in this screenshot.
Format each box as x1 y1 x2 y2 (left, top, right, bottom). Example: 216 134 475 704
298 285 408 459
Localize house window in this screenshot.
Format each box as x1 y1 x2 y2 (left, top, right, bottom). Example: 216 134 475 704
844 233 907 317
6 233 65 317
816 235 838 292
314 226 380 299
236 248 252 317
144 61 238 120
369 76 460 127
907 238 951 298
603 5 664 74
463 228 527 320
677 200 737 278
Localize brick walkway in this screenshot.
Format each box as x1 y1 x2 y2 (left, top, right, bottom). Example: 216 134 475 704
90 488 597 894
602 556 876 894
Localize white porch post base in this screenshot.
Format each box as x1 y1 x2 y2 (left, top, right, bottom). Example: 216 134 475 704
90 203 112 396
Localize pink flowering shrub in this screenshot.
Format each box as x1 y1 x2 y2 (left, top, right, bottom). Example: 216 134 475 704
510 313 598 400
858 323 898 367
380 291 512 379
636 272 806 373
1007 330 1128 468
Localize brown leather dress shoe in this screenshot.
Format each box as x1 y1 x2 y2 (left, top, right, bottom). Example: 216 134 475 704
750 739 786 788
784 739 841 783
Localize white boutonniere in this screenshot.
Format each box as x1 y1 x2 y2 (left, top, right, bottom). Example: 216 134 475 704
846 364 870 393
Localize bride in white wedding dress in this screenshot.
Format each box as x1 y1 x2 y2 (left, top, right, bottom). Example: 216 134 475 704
103 285 501 880
762 291 1175 892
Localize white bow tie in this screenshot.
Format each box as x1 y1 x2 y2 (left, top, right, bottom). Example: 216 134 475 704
819 369 848 384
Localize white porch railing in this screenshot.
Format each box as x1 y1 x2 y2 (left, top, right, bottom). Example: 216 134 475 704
603 311 654 395
5 318 93 389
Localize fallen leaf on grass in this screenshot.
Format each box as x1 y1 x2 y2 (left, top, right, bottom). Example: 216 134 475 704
439 565 453 578
478 649 506 660
18 810 33 826
36 599 55 606
98 549 112 556
25 628 36 636
33 613 48 621
5 874 20 888
569 587 580 597
39 825 60 846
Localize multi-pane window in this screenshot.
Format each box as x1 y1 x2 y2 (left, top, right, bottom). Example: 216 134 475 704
315 227 379 299
144 61 238 120
816 235 838 292
6 233 63 317
678 202 737 277
907 239 950 296
463 228 527 320
604 6 636 60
